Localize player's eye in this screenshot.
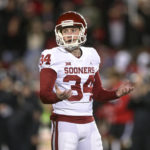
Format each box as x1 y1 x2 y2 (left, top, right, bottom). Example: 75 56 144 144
62 29 67 34
62 28 79 35
72 28 76 32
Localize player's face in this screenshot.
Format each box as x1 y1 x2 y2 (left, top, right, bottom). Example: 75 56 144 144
61 27 80 44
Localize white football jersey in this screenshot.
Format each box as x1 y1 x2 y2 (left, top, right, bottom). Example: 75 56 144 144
39 46 100 116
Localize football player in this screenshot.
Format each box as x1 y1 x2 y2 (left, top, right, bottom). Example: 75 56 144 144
39 11 134 150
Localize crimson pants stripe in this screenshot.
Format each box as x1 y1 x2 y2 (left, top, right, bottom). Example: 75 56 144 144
55 121 58 150
51 121 58 150
51 121 54 150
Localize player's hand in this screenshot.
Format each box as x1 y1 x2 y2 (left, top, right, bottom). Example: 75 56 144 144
55 84 72 100
116 81 134 97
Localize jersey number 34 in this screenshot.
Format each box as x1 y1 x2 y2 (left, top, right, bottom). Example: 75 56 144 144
64 75 94 101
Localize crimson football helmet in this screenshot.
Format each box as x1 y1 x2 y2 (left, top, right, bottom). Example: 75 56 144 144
55 11 87 50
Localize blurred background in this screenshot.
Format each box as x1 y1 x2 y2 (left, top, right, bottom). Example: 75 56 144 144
0 0 150 150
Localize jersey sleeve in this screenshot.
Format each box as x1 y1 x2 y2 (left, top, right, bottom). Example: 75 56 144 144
92 71 118 102
38 49 59 73
40 68 61 104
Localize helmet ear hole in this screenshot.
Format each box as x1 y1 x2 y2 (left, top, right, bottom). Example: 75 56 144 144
55 11 87 50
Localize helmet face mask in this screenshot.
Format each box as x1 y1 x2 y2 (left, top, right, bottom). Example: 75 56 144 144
55 11 87 51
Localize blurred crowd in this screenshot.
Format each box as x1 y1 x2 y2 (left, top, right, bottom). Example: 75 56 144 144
0 0 150 150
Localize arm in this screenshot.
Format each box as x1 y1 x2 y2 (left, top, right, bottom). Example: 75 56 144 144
92 71 134 102
40 68 72 104
92 72 118 102
40 68 61 104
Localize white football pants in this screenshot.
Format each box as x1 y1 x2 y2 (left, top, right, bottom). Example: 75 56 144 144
51 121 103 150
